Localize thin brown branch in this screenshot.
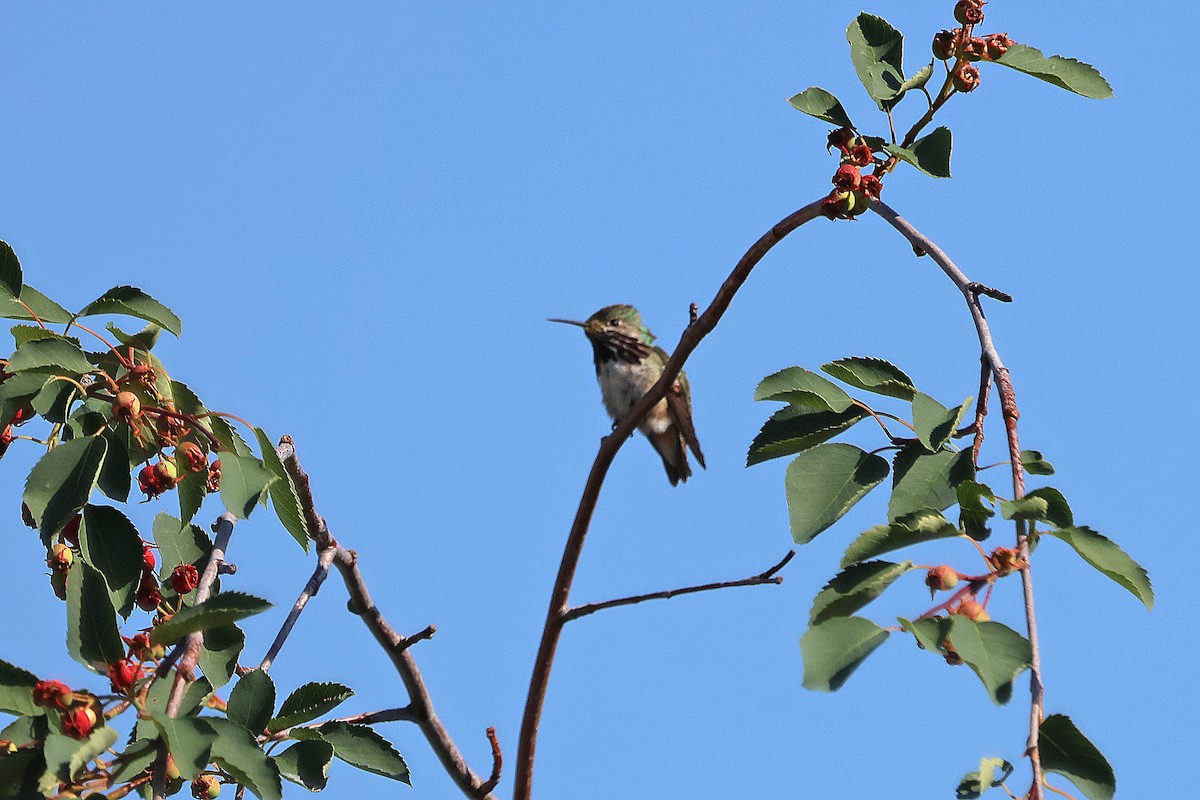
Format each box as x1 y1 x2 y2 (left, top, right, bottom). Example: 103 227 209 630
561 550 794 623
514 198 827 800
396 624 437 652
869 199 1044 799
275 438 498 800
258 543 336 671
477 727 502 797
971 356 993 468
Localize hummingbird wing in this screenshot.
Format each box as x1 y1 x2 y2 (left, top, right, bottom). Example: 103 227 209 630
658 347 706 470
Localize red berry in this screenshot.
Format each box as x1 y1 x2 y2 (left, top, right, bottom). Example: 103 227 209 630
112 391 142 422
859 174 883 200
924 565 959 593
138 464 164 497
954 0 985 25
142 544 157 571
47 543 74 571
106 658 141 694
61 706 97 740
984 33 1012 60
932 29 959 60
832 164 862 192
847 143 874 168
826 127 855 153
171 564 201 594
32 680 73 710
952 63 981 93
176 441 207 472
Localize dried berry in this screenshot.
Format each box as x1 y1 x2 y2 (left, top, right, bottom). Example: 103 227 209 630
859 174 883 200
952 63 981 93
826 127 855 153
954 0 985 25
959 36 987 61
832 164 862 192
984 33 1012 60
847 143 874 168
32 680 73 710
932 29 959 60
176 441 207 472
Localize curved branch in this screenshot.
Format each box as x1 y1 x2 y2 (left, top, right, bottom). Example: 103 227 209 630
513 198 827 800
869 200 1044 798
258 543 336 671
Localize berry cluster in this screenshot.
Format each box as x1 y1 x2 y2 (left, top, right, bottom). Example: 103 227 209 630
820 128 884 219
932 1 1014 94
31 679 101 740
921 544 1029 664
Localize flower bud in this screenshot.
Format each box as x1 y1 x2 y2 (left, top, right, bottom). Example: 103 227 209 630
33 679 73 710
932 29 958 60
171 564 201 594
62 706 98 740
952 63 981 93
954 0 985 25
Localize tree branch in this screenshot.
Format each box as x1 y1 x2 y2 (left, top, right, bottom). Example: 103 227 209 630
275 438 499 800
259 543 336 671
513 198 827 800
869 200 1044 799
561 549 794 623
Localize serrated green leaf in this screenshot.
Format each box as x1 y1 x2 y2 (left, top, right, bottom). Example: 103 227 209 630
150 714 215 780
6 337 94 376
899 615 954 656
316 722 410 784
747 404 869 466
0 284 73 324
821 356 915 400
0 241 22 300
153 512 212 580
1043 526 1153 609
209 718 284 800
948 618 1031 705
142 671 213 722
800 616 889 692
66 562 125 671
79 505 144 619
900 61 934 93
96 428 132 502
269 683 355 733
786 443 889 544
754 366 855 412
1020 449 1055 475
787 87 855 128
23 434 108 545
254 428 309 552
274 738 335 792
75 286 182 337
10 326 78 348
107 738 158 784
228 669 277 735
889 446 974 521
41 723 118 784
886 126 952 178
150 592 272 646
810 560 914 625
1039 714 1115 800
999 486 1072 528
220 453 276 519
957 481 996 541
846 13 905 106
105 321 162 352
176 465 208 526
0 659 39 717
841 509 958 567
1 714 48 747
198 623 245 690
996 44 1113 100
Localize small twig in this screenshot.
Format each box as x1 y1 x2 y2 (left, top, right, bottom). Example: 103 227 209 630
966 281 1013 303
688 302 699 327
562 550 794 623
971 356 993 468
259 544 336 671
217 563 237 575
477 727 502 797
395 624 437 652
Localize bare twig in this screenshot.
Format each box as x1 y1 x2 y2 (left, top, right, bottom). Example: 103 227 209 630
478 727 502 797
870 200 1044 799
259 544 336 671
562 550 794 623
514 198 827 800
395 624 437 652
275 438 498 800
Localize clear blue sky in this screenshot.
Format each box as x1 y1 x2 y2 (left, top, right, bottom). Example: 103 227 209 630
1 2 1192 798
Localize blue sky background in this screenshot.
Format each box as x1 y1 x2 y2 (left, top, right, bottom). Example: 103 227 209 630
1 2 1193 798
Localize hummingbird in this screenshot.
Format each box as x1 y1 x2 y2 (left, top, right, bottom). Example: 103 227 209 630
549 305 705 486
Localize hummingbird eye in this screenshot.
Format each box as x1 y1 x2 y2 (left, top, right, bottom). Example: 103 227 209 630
608 319 622 327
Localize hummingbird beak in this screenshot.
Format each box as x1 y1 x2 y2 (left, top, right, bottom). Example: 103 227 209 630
547 317 587 328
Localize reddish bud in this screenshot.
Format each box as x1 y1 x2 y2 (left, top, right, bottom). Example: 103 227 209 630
136 573 162 612
191 775 222 799
175 441 207 472
61 706 98 740
989 546 1024 576
952 63 981 93
143 544 157 571
33 680 73 710
959 36 987 62
171 563 200 594
826 127 855 153
107 658 141 694
954 0 985 25
859 173 883 200
206 460 222 493
984 33 1012 60
956 598 991 622
832 164 862 191
138 464 165 497
847 143 874 168
10 405 33 425
60 514 82 547
924 565 959 593
932 29 959 60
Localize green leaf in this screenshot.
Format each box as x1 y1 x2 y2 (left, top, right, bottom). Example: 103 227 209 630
220 453 276 519
107 738 158 784
78 505 144 619
153 512 212 580
143 671 213 721
800 616 889 692
948 618 1032 705
846 13 905 106
1000 486 1073 528
900 61 934 94
995 44 1113 100
1043 526 1153 609
105 321 161 352
810 560 914 625
0 284 73 324
889 446 974 521
899 615 954 657
1039 714 1116 800
23 434 108 544
1 713 48 746
886 126 952 178
956 757 1014 798
754 366 855 412
0 241 22 299
96 428 132 502
208 415 254 457
6 337 94 375
150 592 272 646
228 669 277 735
176 464 208 526
913 393 971 453
269 683 355 733
150 714 215 780
957 481 996 541
746 404 869 466
821 356 915 400
10 326 78 348
66 562 125 671
787 87 855 128
0 659 39 717
208 718 284 800
1020 449 1055 475
170 379 207 416
841 509 958 567
254 428 310 551
198 623 245 690
785 443 890 544
316 722 410 784
274 739 335 792
75 286 182 337
41 723 118 784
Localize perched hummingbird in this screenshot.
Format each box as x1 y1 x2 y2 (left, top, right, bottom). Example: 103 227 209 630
550 305 705 486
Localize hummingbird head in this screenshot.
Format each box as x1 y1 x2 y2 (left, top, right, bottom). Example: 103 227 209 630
549 304 656 364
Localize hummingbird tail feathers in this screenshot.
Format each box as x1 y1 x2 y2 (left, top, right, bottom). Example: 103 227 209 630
649 430 693 486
